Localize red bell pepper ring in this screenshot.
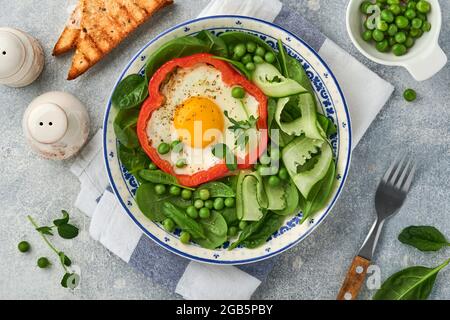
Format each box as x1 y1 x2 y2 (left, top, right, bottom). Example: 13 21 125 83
137 53 268 187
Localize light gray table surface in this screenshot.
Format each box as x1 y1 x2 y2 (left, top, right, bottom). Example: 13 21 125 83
1 0 449 300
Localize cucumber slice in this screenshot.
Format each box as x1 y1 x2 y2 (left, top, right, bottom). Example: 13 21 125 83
264 179 286 211
241 176 265 221
252 63 307 98
273 179 299 216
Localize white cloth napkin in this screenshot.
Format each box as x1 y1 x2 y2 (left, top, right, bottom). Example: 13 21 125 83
71 0 394 300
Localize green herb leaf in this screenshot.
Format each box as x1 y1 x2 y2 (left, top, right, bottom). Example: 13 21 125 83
398 226 450 252
36 226 54 236
57 224 79 239
212 143 237 171
193 182 236 199
112 74 148 110
373 259 450 300
53 210 70 227
59 252 72 267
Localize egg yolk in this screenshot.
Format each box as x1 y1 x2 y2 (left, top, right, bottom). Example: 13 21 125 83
174 97 224 149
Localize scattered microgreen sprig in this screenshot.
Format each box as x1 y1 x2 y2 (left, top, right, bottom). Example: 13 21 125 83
223 110 258 150
27 212 80 289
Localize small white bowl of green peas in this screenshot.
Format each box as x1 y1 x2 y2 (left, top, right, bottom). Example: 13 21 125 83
346 0 447 81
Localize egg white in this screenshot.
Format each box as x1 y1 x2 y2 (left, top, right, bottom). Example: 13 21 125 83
146 63 260 175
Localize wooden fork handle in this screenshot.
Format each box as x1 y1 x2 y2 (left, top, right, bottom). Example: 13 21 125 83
337 255 371 300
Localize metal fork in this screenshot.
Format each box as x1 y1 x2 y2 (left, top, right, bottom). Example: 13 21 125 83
337 155 416 300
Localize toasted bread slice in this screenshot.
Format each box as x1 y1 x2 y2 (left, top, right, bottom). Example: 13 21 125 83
53 4 83 56
67 0 173 80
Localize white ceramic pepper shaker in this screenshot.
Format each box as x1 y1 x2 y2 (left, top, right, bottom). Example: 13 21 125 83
23 92 90 160
0 27 44 87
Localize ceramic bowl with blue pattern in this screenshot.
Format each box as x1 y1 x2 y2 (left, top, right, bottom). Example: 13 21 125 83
103 15 352 265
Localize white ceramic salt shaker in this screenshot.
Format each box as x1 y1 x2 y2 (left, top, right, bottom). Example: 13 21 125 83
23 92 90 160
0 27 44 87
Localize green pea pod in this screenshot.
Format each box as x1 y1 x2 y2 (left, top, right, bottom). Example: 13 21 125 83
139 169 195 190
162 202 206 239
193 182 236 199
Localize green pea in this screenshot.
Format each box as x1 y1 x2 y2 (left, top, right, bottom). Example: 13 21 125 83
395 16 409 29
228 226 238 237
158 142 170 155
154 184 166 195
37 257 50 268
186 206 198 219
387 0 399 5
257 165 268 176
389 4 401 15
376 39 390 52
372 29 385 42
264 52 276 63
204 200 214 209
278 167 289 180
232 86 246 99
403 89 417 102
175 159 187 169
388 36 397 47
171 140 183 153
18 241 30 253
411 17 423 29
253 55 264 64
148 162 158 170
241 53 252 65
392 43 407 56
405 36 415 48
234 43 247 58
416 0 431 13
194 199 204 209
213 198 225 211
245 62 256 71
246 42 257 53
270 147 280 162
362 30 373 41
199 207 211 219
181 189 192 200
416 12 427 21
180 231 191 244
268 175 281 187
199 189 210 200
239 221 248 230
409 28 421 37
407 1 417 10
360 0 372 14
394 31 407 43
255 47 266 57
405 9 416 20
387 24 398 36
163 218 175 232
381 9 395 23
422 21 431 32
377 20 389 32
259 154 271 165
224 197 235 208
169 185 181 196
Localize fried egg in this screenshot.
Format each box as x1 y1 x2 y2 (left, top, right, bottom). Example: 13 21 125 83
146 63 260 175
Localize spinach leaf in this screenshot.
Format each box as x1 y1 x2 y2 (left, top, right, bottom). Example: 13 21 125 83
299 159 336 223
241 212 285 249
114 108 140 149
212 56 252 79
195 30 228 57
194 181 236 199
229 211 284 250
139 169 194 190
373 259 450 300
195 211 228 249
57 223 79 239
162 202 206 239
112 74 148 110
221 207 238 227
398 226 450 252
145 36 211 80
118 144 150 175
317 114 337 137
212 143 237 171
136 183 192 222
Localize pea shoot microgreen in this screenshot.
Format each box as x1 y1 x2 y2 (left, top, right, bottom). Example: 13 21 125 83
223 110 258 150
27 211 80 289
